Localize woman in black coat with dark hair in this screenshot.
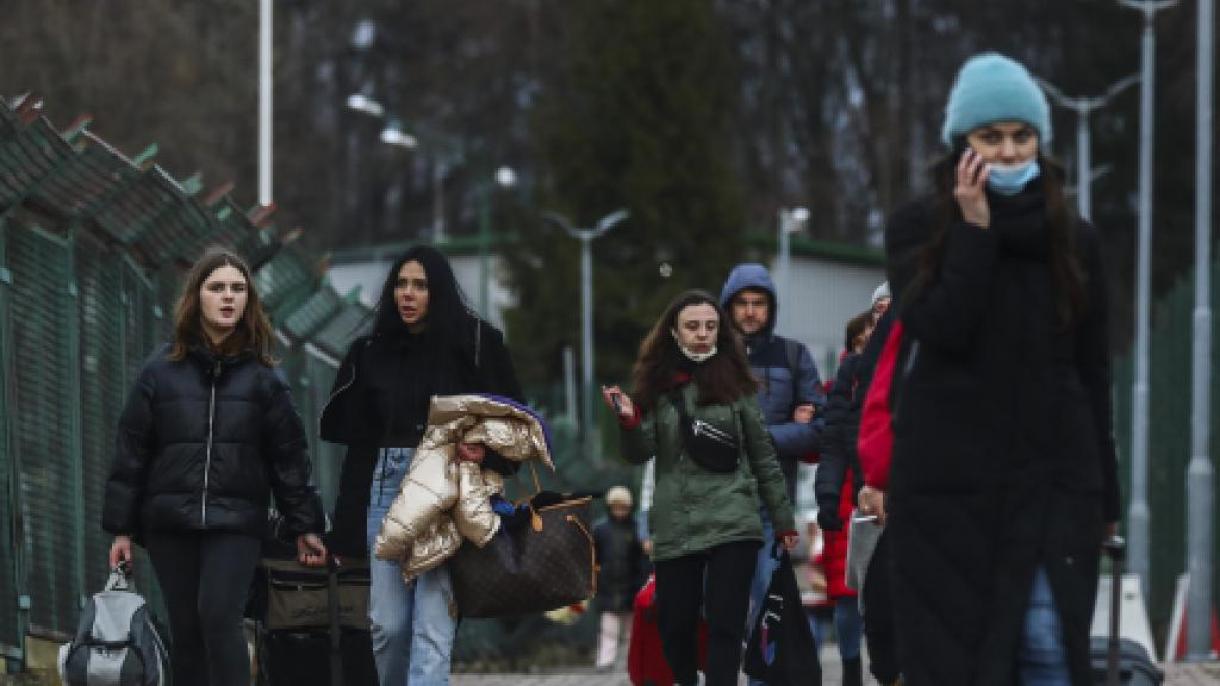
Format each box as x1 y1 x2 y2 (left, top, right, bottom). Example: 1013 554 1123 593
321 244 522 685
881 53 1118 685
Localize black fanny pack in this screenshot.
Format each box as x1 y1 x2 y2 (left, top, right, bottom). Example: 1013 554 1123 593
669 390 740 473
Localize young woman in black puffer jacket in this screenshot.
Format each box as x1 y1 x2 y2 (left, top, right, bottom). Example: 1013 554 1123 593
103 247 326 686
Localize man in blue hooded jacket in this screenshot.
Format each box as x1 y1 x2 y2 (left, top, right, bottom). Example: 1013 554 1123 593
720 263 825 500
722 263 825 684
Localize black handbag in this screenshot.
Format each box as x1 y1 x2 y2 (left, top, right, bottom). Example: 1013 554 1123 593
669 389 740 473
448 466 596 618
743 545 822 685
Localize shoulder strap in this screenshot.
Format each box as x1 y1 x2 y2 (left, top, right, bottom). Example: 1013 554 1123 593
668 387 690 427
783 337 802 377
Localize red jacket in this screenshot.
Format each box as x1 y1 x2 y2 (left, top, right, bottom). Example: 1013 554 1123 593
816 466 858 599
857 320 904 490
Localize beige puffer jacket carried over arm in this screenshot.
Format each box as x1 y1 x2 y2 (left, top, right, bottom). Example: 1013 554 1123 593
374 394 553 581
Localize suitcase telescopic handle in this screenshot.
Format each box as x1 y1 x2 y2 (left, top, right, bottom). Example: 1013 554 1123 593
1103 535 1125 686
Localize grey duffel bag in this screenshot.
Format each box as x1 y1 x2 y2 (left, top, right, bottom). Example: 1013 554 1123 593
58 564 169 686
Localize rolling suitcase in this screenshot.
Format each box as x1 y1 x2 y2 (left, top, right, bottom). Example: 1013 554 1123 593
251 555 376 686
1090 537 1162 686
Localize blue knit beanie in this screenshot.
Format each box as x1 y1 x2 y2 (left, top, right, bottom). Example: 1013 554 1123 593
941 53 1052 148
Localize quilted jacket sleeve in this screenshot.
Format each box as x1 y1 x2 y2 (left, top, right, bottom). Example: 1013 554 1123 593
740 397 796 533
885 200 998 354
1075 224 1120 523
375 448 459 561
263 371 325 537
102 366 158 536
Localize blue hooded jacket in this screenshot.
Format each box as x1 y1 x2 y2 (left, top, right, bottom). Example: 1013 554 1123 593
720 264 825 500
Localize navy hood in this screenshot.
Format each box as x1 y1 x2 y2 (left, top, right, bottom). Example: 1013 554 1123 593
720 263 778 335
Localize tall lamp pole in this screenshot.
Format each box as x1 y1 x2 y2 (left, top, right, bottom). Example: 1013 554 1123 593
1186 0 1215 661
1037 74 1140 220
258 0 272 205
477 166 518 319
1119 0 1178 602
545 209 630 461
775 206 810 333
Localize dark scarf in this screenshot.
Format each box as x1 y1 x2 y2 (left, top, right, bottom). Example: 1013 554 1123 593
988 180 1050 260
370 322 480 446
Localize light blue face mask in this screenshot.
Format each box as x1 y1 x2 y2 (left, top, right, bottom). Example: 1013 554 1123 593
987 159 1041 196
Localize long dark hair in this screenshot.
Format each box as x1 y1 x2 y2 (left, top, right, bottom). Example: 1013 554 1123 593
630 290 759 411
904 148 1086 326
169 246 277 365
372 244 478 345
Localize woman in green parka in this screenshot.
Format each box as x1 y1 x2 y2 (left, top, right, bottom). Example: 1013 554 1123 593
602 289 798 686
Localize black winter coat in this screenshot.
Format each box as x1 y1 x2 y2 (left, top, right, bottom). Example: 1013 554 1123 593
592 517 646 612
813 353 864 531
320 318 523 556
883 184 1119 686
103 344 324 540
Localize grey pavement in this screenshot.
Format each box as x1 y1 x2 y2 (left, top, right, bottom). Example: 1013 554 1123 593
452 642 879 685
449 652 1220 686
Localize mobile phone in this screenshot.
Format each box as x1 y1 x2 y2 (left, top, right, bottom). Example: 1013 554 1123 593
603 385 623 415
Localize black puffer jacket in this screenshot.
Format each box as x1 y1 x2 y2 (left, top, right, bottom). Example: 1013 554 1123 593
103 344 324 540
813 352 865 531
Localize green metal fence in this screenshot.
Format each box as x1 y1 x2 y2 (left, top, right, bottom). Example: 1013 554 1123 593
1113 268 1220 649
0 95 370 667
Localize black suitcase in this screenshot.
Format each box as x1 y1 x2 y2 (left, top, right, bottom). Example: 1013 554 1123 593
251 556 377 686
1090 537 1163 686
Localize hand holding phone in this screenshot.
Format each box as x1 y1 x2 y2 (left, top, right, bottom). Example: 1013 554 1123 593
601 385 634 419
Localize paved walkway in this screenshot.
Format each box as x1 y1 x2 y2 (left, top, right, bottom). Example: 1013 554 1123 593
449 656 1220 686
452 643 880 685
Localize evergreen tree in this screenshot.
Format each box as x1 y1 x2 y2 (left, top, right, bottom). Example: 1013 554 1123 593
504 0 747 391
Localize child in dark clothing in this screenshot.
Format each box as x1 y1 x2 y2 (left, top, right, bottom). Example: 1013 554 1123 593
593 486 646 670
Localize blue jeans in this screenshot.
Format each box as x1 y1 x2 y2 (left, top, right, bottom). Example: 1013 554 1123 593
806 598 862 660
367 447 457 686
833 596 863 660
1018 567 1070 685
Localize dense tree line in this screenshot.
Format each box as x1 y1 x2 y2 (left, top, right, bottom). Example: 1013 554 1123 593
2 0 1216 388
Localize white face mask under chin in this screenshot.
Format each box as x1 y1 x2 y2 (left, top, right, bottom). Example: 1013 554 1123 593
679 344 717 363
672 331 718 363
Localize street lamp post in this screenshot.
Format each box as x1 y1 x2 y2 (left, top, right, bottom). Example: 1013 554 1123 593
258 0 272 205
776 206 810 333
477 166 517 319
1119 0 1178 603
545 209 630 461
1037 74 1140 220
1186 0 1215 661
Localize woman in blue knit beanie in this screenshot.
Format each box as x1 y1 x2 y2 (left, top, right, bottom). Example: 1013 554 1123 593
868 53 1119 686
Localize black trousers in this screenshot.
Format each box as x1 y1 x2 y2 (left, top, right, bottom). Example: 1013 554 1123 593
862 529 900 683
653 539 760 686
145 531 262 686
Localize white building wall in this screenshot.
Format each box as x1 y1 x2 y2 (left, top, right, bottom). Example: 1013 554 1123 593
769 257 886 377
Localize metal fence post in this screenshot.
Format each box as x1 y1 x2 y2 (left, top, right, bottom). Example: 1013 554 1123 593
64 227 85 614
0 217 26 668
